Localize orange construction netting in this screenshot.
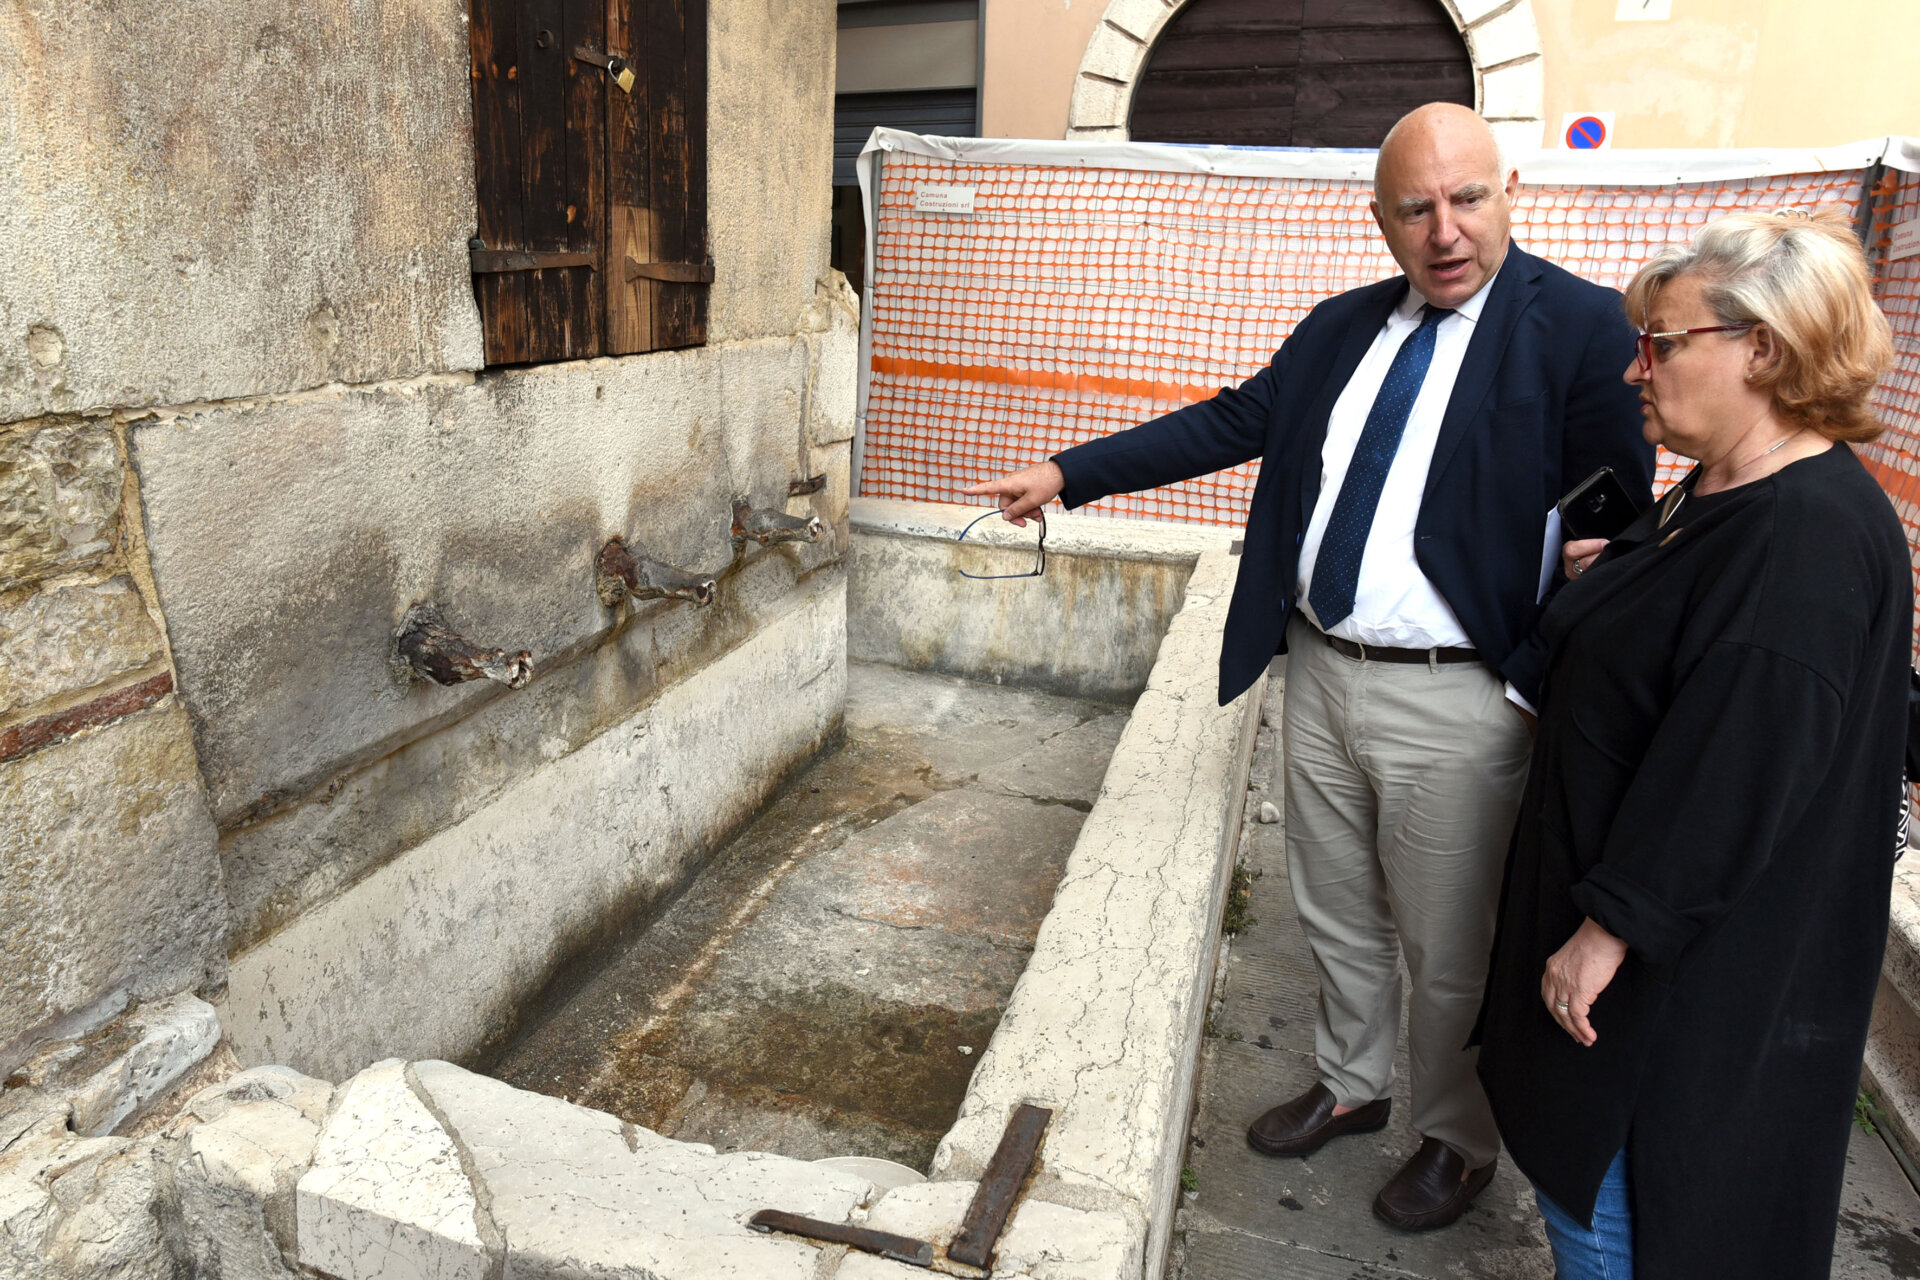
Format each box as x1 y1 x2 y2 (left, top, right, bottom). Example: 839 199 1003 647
859 152 1872 514
1863 166 1920 656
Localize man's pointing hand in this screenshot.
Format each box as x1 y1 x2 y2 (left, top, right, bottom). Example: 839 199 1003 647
959 461 1066 527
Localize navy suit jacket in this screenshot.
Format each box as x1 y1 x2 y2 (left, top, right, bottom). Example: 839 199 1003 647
1053 243 1654 706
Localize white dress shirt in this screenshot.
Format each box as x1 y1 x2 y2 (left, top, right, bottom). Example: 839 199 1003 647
1296 265 1503 650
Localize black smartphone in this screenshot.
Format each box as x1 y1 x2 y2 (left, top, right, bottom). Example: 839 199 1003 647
1558 466 1643 542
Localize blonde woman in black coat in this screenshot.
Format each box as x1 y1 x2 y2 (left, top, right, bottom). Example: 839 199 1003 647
1475 208 1907 1279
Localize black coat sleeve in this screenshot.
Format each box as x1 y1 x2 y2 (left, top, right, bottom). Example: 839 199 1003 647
1569 640 1844 967
1051 309 1311 509
1503 294 1653 704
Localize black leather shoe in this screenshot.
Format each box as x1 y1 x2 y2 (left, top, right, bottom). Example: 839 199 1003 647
1372 1136 1496 1231
1246 1082 1391 1156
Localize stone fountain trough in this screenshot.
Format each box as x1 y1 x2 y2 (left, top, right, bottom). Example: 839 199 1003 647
1 499 1262 1280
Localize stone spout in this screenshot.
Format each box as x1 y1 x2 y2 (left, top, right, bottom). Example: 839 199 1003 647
393 602 533 689
731 499 823 550
595 537 717 608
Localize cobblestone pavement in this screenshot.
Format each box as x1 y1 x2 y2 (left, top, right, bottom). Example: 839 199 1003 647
1172 668 1920 1280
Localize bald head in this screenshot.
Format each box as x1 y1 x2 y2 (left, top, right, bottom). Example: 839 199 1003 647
1375 103 1505 195
1369 104 1518 308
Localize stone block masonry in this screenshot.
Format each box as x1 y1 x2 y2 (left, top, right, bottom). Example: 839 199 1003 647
0 579 163 720
0 0 841 422
0 423 124 593
0 413 226 1073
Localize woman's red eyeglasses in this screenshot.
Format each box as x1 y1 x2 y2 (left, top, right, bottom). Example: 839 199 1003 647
1635 324 1755 374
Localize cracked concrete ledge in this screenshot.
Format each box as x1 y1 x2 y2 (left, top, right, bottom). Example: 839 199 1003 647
1864 856 1920 1166
5 993 222 1138
851 499 1234 565
927 546 1262 1279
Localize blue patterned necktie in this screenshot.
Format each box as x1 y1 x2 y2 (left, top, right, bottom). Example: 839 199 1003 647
1307 304 1454 630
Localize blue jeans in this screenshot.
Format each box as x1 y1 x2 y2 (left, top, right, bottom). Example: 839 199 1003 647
1533 1148 1634 1280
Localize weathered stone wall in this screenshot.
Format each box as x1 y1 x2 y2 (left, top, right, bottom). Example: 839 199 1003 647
930 547 1262 1278
0 419 225 1072
129 326 848 837
709 0 839 344
0 0 486 423
0 0 851 1084
227 573 848 1080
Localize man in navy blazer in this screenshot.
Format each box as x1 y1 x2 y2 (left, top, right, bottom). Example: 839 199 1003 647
965 104 1652 1230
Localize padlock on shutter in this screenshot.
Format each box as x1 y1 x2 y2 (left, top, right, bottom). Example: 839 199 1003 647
573 45 635 93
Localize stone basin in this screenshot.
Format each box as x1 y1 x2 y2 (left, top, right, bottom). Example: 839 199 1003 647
0 499 1262 1280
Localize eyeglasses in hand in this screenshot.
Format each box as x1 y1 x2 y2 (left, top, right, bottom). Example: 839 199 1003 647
955 509 1047 579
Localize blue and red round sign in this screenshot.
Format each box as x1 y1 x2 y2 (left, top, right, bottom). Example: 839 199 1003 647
1566 116 1609 150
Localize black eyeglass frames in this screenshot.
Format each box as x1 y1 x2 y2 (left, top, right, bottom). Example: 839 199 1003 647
955 509 1047 580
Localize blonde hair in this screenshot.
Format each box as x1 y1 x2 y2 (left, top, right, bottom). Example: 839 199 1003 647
1621 207 1895 442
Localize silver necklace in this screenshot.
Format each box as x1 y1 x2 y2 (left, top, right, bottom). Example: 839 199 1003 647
1660 429 1805 530
1726 429 1801 482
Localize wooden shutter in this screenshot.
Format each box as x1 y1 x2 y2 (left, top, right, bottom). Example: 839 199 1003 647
469 0 608 364
607 0 710 354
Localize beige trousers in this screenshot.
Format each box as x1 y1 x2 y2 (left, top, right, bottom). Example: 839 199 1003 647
1280 612 1531 1168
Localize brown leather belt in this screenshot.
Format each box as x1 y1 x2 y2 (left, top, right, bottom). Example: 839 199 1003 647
1319 629 1479 665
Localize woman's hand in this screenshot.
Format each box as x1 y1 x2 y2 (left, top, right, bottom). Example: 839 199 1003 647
1562 538 1610 581
960 461 1066 526
1542 918 1629 1047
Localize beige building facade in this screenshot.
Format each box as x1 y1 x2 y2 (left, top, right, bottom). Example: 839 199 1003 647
974 0 1920 149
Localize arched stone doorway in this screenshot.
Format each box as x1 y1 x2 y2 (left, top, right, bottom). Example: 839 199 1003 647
1129 0 1471 148
1067 0 1544 157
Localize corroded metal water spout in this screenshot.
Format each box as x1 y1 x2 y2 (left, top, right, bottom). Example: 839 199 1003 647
731 499 823 550
596 537 717 608
393 603 533 689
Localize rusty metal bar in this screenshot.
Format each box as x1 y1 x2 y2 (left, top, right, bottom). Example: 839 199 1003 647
788 473 828 496
947 1104 1051 1269
625 256 716 284
469 248 596 274
746 1210 933 1267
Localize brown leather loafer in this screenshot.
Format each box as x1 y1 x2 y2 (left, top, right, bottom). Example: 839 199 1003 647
1246 1082 1391 1156
1372 1136 1496 1231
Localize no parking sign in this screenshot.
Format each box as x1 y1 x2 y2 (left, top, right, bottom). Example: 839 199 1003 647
1561 112 1615 150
